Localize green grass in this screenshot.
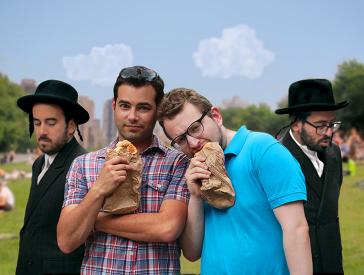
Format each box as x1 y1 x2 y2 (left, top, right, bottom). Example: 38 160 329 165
0 162 31 274
340 162 364 274
1 162 363 274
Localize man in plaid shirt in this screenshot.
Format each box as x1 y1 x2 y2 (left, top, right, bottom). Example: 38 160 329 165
57 66 189 275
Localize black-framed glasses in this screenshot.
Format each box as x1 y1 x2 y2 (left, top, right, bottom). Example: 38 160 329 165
118 66 159 82
304 120 341 135
171 111 209 148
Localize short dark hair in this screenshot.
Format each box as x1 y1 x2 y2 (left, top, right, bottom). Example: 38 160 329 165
113 66 164 106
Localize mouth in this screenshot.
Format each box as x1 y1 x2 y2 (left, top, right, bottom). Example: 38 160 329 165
124 125 143 131
319 139 331 145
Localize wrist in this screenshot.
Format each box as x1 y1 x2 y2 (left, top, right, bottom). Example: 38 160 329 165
90 181 107 201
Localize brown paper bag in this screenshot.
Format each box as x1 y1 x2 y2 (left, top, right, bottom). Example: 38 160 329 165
102 140 143 214
195 142 235 209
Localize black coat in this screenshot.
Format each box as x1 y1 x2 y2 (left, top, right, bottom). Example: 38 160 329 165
282 133 343 273
16 138 86 275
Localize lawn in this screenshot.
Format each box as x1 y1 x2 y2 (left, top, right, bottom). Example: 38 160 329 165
1 162 363 274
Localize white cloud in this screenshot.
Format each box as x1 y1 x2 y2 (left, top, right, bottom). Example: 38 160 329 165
193 25 275 79
63 44 133 86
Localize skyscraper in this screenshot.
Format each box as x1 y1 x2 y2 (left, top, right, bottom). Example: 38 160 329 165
103 98 117 144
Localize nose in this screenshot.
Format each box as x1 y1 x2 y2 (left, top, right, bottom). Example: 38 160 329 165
325 126 334 136
38 123 48 136
127 108 138 121
186 135 201 149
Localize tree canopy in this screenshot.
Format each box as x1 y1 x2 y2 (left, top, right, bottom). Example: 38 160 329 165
0 73 35 152
333 59 364 135
221 103 289 136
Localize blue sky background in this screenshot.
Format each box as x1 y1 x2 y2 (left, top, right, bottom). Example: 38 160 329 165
1 0 363 119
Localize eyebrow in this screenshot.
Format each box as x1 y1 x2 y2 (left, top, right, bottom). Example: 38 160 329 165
118 100 153 107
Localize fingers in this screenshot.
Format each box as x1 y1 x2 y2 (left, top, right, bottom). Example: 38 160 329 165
94 157 134 197
187 157 210 178
185 156 211 197
107 156 129 165
193 154 207 163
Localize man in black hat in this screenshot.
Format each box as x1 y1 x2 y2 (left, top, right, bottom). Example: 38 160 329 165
16 80 89 275
276 78 348 274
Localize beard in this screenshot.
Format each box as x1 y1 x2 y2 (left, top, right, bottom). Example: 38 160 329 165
38 129 70 155
300 127 331 152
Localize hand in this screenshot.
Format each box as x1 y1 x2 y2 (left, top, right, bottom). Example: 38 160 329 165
92 156 133 198
185 155 211 197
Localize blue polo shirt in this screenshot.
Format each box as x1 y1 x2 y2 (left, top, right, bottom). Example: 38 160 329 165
201 126 306 275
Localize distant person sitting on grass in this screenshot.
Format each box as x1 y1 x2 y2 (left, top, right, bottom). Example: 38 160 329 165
0 180 15 212
342 156 357 176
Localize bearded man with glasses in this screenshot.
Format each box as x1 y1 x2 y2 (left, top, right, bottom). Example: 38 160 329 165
57 66 189 274
275 78 349 274
158 88 312 274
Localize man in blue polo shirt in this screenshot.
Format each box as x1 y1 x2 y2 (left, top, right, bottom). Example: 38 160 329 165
158 88 312 274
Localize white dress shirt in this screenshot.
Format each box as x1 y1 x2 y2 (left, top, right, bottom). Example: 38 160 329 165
37 153 58 184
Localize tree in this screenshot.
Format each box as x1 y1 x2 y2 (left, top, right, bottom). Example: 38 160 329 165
0 73 35 152
333 60 364 135
221 103 289 137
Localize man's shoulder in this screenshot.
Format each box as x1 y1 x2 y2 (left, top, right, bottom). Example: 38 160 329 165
73 147 107 164
148 143 189 169
244 130 279 151
163 145 189 162
326 142 342 159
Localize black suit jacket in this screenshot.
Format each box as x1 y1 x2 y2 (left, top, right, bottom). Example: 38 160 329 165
16 138 86 275
281 132 343 273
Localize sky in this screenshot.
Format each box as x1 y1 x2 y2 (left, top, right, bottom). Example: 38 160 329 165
1 0 364 119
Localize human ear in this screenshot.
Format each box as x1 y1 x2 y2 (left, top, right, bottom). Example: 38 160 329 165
210 106 223 126
67 119 77 136
291 120 302 133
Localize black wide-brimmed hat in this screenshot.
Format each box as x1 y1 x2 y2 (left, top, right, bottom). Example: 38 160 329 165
17 79 89 124
275 78 349 115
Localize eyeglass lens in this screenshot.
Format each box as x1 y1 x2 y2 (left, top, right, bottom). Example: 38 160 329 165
305 120 341 134
171 112 207 147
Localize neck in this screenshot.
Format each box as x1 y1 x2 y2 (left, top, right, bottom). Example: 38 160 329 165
221 126 236 149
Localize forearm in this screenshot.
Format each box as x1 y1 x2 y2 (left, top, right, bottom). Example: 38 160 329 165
95 199 187 243
179 195 204 261
57 188 105 253
283 223 312 275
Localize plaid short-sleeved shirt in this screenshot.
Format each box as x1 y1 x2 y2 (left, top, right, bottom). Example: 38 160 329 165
63 136 189 275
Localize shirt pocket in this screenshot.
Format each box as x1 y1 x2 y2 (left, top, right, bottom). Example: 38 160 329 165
141 175 171 212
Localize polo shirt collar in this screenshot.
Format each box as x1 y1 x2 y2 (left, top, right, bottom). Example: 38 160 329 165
224 126 250 156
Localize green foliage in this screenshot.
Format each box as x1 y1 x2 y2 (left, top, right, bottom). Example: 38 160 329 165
221 104 289 136
333 60 364 135
0 73 35 152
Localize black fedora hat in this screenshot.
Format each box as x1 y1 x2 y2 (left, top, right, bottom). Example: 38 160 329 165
275 78 349 115
17 79 89 124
